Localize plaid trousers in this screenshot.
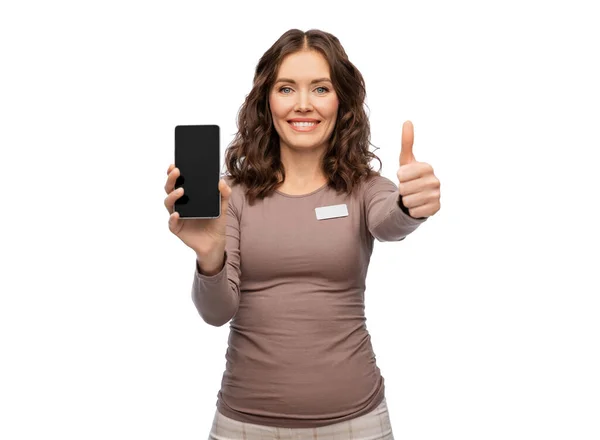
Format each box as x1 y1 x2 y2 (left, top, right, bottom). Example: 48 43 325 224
208 397 394 440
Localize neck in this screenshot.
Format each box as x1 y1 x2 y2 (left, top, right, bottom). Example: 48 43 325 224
279 143 327 185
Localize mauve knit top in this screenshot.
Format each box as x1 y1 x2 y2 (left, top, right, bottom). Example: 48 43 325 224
192 173 427 428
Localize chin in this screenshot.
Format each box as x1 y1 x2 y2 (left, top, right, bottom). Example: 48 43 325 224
288 143 325 151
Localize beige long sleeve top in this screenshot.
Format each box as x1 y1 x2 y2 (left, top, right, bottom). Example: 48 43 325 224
192 173 427 428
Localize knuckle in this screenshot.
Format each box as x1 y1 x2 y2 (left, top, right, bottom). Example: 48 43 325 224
427 176 439 189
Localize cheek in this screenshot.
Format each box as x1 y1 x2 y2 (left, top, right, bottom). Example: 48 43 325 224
269 95 290 120
316 97 339 119
268 97 289 137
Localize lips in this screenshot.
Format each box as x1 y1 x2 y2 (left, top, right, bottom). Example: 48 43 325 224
288 118 320 123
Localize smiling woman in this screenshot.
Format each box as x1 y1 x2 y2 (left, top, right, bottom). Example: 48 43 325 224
224 28 382 204
165 28 433 440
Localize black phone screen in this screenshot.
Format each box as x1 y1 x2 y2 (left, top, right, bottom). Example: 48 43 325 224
174 125 221 219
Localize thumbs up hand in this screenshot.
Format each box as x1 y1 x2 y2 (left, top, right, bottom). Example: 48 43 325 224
397 120 441 219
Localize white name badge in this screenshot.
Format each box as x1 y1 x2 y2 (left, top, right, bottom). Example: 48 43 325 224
315 203 349 220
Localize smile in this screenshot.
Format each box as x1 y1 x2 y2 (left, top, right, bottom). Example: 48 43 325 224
289 121 320 132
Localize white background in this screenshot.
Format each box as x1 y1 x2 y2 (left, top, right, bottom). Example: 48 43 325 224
1 0 599 439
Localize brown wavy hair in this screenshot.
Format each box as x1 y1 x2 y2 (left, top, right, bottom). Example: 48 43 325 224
223 28 382 205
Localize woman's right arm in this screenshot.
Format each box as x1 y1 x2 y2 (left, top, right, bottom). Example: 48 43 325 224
191 186 242 327
164 164 241 327
196 247 226 276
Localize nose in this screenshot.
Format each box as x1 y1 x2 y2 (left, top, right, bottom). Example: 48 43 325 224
294 90 313 112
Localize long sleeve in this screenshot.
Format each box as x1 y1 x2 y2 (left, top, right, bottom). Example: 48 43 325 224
364 174 427 242
191 180 243 327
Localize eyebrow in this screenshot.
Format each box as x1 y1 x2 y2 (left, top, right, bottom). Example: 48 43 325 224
274 77 332 85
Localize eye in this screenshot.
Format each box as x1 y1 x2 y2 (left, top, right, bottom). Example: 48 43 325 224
315 86 329 94
279 86 292 94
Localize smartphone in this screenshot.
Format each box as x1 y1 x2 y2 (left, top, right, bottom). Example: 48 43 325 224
174 125 221 219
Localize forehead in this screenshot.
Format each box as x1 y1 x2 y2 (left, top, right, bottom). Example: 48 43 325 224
276 50 331 80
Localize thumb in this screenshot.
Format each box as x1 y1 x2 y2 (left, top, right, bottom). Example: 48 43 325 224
219 178 232 207
400 120 416 166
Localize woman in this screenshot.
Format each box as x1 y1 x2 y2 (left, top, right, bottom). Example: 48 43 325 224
164 28 440 440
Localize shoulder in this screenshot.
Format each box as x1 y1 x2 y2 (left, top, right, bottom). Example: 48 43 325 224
359 172 397 195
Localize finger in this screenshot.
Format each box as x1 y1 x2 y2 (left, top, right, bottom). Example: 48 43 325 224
167 163 175 174
400 190 436 210
164 187 184 214
398 162 433 183
219 178 232 201
398 173 439 196
164 167 180 194
400 120 416 166
409 198 439 219
168 211 182 234
407 204 430 219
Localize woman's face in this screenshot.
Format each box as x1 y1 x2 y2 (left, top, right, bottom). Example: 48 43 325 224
269 50 339 153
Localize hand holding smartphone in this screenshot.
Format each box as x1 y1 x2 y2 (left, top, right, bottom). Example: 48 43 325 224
164 125 232 261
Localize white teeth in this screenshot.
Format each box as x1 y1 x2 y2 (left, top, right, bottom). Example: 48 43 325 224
291 122 317 127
